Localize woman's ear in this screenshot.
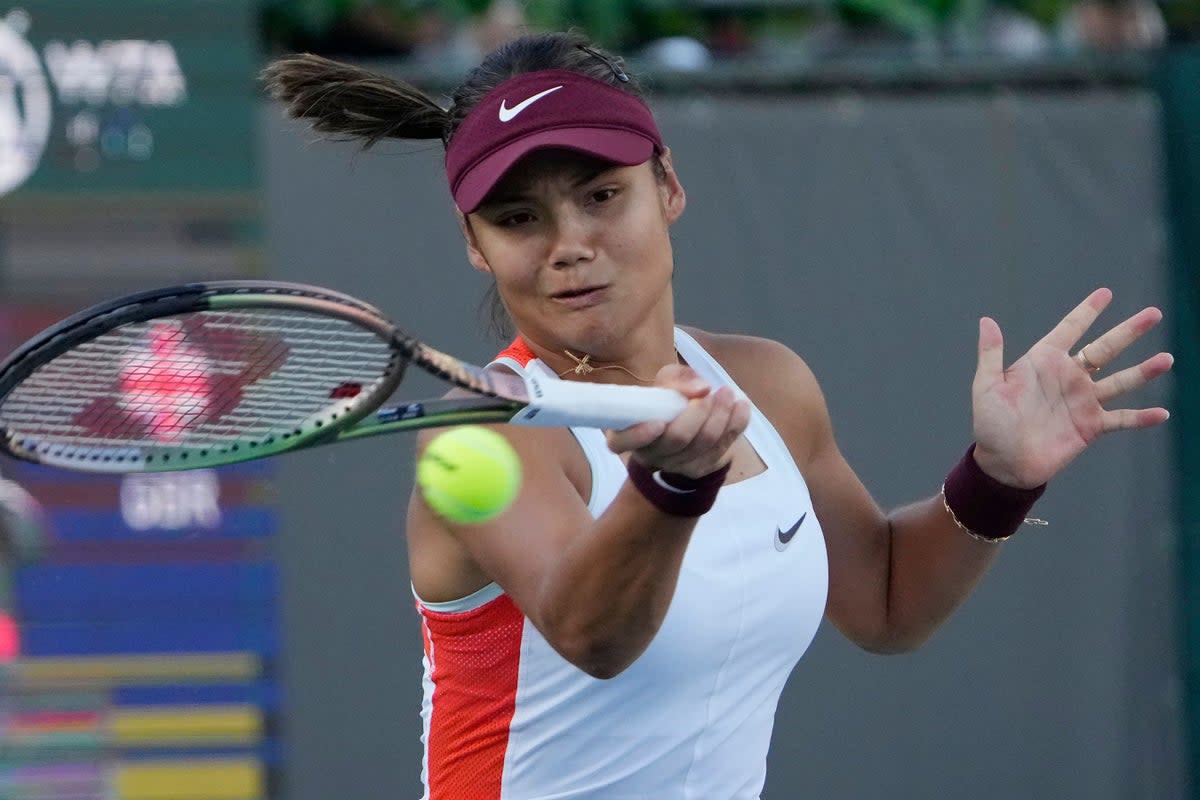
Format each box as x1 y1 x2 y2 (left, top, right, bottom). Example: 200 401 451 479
657 148 686 224
457 211 492 274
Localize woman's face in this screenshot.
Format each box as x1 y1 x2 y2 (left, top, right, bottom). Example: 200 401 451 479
462 148 686 360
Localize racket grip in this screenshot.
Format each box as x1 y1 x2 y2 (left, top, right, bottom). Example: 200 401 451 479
510 373 688 429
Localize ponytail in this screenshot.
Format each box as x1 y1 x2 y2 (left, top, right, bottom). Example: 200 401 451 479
261 53 450 148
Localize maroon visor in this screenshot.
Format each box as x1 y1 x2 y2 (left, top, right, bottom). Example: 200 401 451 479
445 69 664 213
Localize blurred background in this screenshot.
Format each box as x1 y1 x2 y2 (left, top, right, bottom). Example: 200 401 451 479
0 1 1196 798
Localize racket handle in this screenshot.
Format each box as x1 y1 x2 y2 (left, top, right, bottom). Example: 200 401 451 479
510 372 688 429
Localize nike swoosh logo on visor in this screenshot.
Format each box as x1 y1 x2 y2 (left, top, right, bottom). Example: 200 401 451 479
775 512 807 552
498 85 564 122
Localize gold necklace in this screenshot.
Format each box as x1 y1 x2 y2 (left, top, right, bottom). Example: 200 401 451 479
558 349 658 383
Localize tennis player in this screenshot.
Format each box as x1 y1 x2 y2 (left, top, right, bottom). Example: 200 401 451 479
264 32 1173 799
0 470 46 662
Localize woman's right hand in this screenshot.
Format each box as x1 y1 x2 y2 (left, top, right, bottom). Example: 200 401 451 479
605 364 751 478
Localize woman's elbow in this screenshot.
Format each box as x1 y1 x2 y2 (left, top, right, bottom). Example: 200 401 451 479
550 630 646 680
536 602 660 679
853 625 937 655
567 639 641 679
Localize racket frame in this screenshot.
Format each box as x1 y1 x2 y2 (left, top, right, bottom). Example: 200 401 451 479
0 281 689 474
0 282 416 473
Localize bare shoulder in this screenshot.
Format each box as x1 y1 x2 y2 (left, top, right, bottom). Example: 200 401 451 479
680 326 831 467
407 389 591 604
680 327 821 399
410 387 589 505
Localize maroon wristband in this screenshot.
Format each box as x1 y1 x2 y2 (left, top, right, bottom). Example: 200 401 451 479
626 460 731 517
942 444 1046 542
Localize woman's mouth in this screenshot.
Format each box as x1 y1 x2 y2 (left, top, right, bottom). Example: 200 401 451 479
552 285 608 309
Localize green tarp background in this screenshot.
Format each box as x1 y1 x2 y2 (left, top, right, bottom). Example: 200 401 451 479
10 0 257 196
1161 45 1200 794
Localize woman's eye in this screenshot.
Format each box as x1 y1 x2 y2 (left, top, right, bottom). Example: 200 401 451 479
498 211 534 227
590 187 618 204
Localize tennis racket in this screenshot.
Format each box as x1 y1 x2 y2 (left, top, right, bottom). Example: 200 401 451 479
0 281 688 474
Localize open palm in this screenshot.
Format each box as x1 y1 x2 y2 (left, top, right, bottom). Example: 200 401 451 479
970 288 1173 489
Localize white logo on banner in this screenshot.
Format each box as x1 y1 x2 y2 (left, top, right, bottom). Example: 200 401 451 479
0 14 52 196
120 470 222 531
0 9 189 196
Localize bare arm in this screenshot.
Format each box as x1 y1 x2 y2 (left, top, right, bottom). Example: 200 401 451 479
719 336 1000 651
805 426 1004 653
406 367 751 679
708 289 1172 652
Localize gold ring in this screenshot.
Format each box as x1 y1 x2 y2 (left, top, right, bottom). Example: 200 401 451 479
1073 344 1101 374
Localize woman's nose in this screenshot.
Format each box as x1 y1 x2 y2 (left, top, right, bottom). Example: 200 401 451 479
548 210 596 268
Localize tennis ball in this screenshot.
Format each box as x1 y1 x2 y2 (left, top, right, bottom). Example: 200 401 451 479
416 426 522 524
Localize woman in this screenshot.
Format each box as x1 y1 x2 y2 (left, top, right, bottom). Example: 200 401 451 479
0 470 46 662
264 31 1173 799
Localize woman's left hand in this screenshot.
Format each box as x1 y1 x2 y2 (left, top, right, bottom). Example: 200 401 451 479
970 288 1173 488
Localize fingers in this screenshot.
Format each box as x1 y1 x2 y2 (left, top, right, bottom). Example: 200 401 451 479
640 385 748 475
655 364 712 399
1102 406 1170 433
607 380 751 478
606 420 669 453
1093 350 1173 435
1042 287 1112 351
604 366 715 452
975 316 1005 385
661 386 740 464
1094 352 1174 403
1072 306 1163 374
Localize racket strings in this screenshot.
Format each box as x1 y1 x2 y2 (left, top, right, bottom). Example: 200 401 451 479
0 309 396 451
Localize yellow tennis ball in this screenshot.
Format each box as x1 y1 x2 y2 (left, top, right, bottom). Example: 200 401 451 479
416 426 522 524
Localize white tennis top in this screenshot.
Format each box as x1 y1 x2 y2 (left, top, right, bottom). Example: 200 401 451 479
415 328 828 800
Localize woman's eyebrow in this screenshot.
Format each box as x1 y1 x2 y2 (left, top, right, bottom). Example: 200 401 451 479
480 190 530 207
571 165 615 188
481 163 618 208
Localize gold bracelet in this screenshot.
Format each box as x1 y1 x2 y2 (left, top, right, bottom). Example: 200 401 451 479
940 482 1048 543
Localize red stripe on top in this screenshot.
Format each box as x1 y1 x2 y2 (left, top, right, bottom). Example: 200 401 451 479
420 593 524 800
11 710 102 730
0 612 18 662
494 338 537 368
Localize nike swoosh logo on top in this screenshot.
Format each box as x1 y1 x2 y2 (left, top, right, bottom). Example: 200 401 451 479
774 512 807 552
498 85 564 122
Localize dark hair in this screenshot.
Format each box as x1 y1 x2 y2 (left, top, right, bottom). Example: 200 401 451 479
262 31 645 149
261 31 649 340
